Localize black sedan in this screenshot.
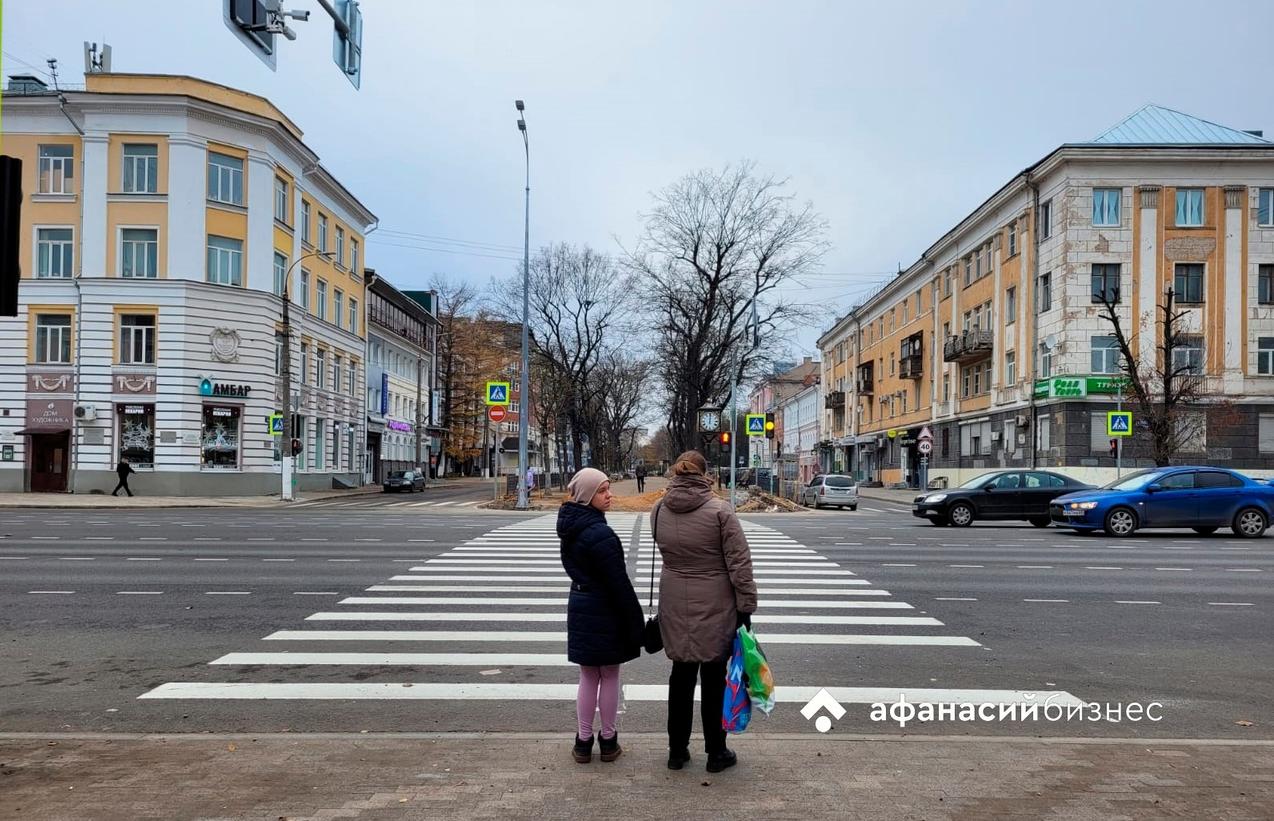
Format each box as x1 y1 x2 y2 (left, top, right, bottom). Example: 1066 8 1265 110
382 469 425 493
912 470 1094 527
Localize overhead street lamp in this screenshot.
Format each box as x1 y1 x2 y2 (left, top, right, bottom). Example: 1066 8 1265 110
280 249 334 501
514 99 530 510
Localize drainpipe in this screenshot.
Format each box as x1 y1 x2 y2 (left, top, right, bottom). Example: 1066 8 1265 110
1026 173 1041 469
59 94 86 493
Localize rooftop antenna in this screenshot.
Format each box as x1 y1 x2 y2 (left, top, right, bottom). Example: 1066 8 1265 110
84 42 112 74
46 58 60 90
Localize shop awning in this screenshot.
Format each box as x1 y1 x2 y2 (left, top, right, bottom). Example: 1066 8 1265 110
16 427 69 435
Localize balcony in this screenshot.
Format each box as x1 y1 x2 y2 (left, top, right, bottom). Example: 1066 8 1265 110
856 378 873 395
824 390 845 410
899 354 923 379
943 329 994 363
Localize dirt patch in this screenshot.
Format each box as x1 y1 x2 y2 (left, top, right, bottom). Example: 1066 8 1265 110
608 488 668 512
734 487 804 513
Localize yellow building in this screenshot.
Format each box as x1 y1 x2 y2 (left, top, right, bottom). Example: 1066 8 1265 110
819 106 1274 488
0 72 376 494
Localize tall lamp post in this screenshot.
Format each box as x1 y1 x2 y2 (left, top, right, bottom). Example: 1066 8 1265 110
280 249 333 501
514 99 531 510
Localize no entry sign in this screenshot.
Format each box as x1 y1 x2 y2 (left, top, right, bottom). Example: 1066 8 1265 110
487 405 508 423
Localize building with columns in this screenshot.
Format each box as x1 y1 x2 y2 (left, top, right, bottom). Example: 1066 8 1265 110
0 72 375 494
818 106 1274 487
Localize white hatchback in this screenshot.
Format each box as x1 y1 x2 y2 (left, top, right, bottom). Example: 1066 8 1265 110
802 475 859 510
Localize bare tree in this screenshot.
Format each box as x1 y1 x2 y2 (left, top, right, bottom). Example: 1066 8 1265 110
430 274 478 476
592 352 654 473
626 162 827 454
1096 285 1205 466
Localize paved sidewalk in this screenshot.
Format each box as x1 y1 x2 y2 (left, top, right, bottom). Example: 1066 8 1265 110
2 733 1270 820
856 486 920 506
0 484 382 509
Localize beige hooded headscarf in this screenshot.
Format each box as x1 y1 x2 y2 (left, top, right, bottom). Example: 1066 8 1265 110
567 467 609 506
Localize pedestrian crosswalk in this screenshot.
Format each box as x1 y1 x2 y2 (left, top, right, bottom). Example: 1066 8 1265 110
291 495 489 509
140 512 1082 722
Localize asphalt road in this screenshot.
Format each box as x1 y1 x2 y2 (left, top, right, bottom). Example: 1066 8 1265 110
0 501 1269 740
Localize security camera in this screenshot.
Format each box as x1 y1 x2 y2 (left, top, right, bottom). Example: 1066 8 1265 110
286 9 310 21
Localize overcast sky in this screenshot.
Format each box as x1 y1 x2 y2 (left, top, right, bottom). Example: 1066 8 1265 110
5 0 1273 363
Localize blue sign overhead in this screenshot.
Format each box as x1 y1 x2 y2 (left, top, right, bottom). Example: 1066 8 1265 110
380 372 389 415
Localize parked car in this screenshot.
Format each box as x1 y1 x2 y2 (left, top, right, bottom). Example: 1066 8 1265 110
1050 466 1273 538
802 475 859 510
913 470 1093 527
383 469 425 493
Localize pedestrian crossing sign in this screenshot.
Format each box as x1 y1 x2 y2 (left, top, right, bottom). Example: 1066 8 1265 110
1107 411 1132 436
485 381 510 405
268 413 284 435
745 414 765 435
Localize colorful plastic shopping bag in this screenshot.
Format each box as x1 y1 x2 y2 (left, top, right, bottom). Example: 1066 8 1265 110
738 626 775 715
722 632 752 734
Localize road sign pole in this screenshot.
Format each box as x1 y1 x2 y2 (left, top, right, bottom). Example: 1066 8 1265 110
1116 395 1123 480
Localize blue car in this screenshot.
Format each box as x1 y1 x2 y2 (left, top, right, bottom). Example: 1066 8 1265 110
1050 466 1273 538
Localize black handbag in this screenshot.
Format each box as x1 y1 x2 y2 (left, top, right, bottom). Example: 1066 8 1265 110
642 502 664 654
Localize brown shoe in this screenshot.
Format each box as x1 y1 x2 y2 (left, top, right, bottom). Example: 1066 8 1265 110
599 732 622 762
572 734 594 763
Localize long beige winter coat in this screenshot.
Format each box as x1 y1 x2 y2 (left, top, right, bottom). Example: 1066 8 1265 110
652 475 758 663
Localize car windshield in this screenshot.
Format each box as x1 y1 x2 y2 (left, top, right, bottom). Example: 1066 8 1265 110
825 477 855 488
959 473 999 489
1102 469 1163 492
388 471 406 479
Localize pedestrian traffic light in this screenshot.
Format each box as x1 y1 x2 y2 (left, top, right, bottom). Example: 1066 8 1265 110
1109 438 1118 459
719 431 731 446
291 437 303 456
764 413 775 439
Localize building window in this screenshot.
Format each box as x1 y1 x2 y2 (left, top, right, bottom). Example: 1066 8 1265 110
273 176 289 223
316 349 327 389
301 200 312 244
347 360 357 395
1091 263 1121 303
1090 412 1112 453
34 314 72 363
333 355 343 394
1172 335 1204 375
117 403 155 468
300 270 311 311
348 298 358 334
1093 188 1120 226
1259 265 1274 305
120 314 156 365
1174 263 1204 304
1260 414 1274 453
1005 286 1016 324
1005 350 1016 385
1259 338 1274 376
1175 188 1205 227
207 152 244 205
963 258 973 287
1038 343 1053 378
316 279 328 320
1259 188 1274 227
1007 222 1017 256
1038 199 1052 239
120 228 158 278
273 252 287 296
350 239 359 276
314 418 327 469
206 236 243 286
201 404 241 469
37 145 75 193
300 343 310 384
122 144 158 194
318 213 328 252
334 289 344 329
942 373 950 402
1091 335 1120 374
1037 272 1052 312
335 226 345 267
36 228 74 278
1037 414 1051 451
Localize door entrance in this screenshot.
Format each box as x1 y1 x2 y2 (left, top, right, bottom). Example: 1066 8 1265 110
29 432 69 492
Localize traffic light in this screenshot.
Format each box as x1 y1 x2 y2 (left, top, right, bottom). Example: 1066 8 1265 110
764 412 775 439
1109 438 1118 459
291 437 303 457
719 431 731 446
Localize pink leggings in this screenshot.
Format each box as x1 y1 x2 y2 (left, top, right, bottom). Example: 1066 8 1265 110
577 664 621 739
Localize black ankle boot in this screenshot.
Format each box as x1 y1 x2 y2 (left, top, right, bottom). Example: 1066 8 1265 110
706 749 737 773
667 748 691 770
598 732 622 762
572 734 594 763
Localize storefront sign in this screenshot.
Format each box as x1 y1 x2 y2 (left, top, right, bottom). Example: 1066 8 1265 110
1034 376 1126 399
1 445 13 461
386 419 412 433
380 373 389 415
199 377 251 398
24 399 74 431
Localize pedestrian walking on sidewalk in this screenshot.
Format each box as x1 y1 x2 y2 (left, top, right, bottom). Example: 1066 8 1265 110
112 458 135 497
635 464 647 493
558 467 644 764
653 450 757 773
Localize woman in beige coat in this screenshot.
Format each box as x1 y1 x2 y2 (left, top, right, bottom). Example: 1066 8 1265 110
652 450 757 773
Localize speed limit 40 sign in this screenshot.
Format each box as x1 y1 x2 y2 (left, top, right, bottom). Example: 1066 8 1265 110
917 439 933 455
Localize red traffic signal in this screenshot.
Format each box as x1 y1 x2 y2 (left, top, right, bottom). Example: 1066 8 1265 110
719 431 731 446
291 437 303 457
1108 438 1118 458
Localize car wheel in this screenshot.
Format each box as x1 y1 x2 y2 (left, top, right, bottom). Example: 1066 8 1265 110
848 505 858 512
1191 526 1218 535
1103 507 1138 537
1232 507 1268 539
1029 517 1051 528
812 498 822 510
948 502 974 527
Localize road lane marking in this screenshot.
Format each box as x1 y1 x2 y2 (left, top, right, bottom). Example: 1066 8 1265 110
210 652 573 666
1115 600 1161 605
0 556 29 560
1016 565 1053 569
194 558 228 562
205 591 251 595
262 558 296 562
353 593 911 609
1208 602 1255 607
1085 566 1123 570
126 557 162 561
1225 569 1261 572
1023 599 1069 603
117 591 163 595
293 592 341 596
934 597 978 601
881 563 916 567
28 590 75 594
270 628 975 646
327 559 361 562
59 557 95 561
1154 567 1192 572
138 538 168 542
948 564 984 568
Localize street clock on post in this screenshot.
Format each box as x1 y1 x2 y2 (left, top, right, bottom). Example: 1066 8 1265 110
698 408 722 433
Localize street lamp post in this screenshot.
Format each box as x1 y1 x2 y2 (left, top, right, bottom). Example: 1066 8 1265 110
514 99 531 510
280 250 333 501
